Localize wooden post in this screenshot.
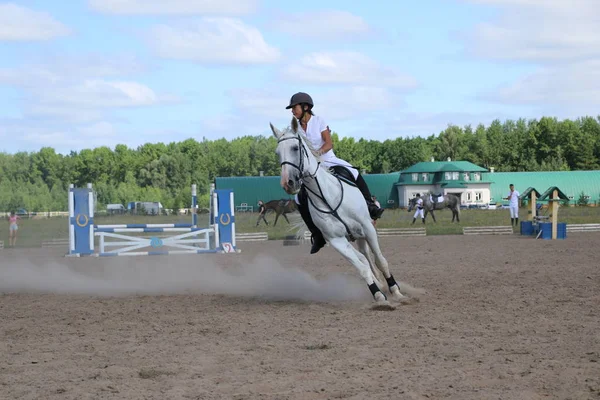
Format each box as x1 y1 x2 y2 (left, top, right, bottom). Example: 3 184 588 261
530 192 537 221
551 189 558 240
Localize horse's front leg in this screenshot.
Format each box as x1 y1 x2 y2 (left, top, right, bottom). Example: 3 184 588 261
283 213 290 224
273 212 280 226
328 237 394 310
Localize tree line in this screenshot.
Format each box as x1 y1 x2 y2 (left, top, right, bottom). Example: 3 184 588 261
1 116 599 212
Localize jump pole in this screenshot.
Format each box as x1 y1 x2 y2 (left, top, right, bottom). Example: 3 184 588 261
67 183 237 256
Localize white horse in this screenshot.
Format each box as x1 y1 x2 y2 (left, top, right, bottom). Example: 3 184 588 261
270 123 409 309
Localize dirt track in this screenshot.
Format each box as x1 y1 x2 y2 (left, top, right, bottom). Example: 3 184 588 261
1 233 599 400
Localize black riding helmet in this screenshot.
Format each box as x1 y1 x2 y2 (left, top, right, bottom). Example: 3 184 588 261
286 92 314 110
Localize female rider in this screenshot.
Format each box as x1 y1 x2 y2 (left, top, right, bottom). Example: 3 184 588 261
286 92 384 254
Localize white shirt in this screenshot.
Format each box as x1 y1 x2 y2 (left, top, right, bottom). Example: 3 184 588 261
507 190 520 207
416 198 423 208
298 114 357 177
301 114 334 161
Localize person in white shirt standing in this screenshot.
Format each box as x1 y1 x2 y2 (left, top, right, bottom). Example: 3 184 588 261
412 194 425 225
285 92 385 254
504 184 520 227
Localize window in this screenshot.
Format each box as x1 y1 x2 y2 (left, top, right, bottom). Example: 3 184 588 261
463 172 470 181
412 173 418 182
411 192 419 198
475 192 482 201
466 192 473 202
421 173 429 181
474 172 481 181
444 172 459 180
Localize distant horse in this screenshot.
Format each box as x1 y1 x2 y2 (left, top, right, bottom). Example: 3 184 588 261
261 199 298 226
408 193 461 223
270 122 416 309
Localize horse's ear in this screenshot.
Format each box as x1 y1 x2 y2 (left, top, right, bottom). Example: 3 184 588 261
269 122 283 139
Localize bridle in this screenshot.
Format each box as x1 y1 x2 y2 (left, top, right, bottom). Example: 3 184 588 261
277 133 319 180
277 131 355 241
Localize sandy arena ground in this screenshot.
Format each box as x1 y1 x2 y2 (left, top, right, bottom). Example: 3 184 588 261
1 233 599 400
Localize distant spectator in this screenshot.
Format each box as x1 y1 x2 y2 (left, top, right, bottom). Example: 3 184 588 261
8 211 21 247
503 184 521 227
256 200 269 227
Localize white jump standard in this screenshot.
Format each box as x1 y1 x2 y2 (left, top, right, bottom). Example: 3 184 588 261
67 183 237 256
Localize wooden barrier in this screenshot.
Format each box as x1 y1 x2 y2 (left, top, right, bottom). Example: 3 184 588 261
463 226 514 235
42 238 70 248
566 224 600 232
236 232 268 242
377 228 426 237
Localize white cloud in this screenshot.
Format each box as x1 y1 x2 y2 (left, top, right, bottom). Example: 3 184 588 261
281 52 418 89
200 85 406 139
0 119 120 153
0 3 70 41
34 80 162 108
459 0 600 62
316 87 401 120
148 18 280 64
271 10 371 40
88 0 257 15
0 54 180 152
480 60 600 108
230 86 400 120
0 54 146 88
460 0 600 109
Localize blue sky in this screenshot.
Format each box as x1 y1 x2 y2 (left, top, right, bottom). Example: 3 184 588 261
1 0 598 154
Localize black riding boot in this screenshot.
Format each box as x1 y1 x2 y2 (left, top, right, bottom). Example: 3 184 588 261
297 188 326 254
355 174 385 220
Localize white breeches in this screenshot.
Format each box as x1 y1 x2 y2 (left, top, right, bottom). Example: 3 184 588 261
413 208 424 218
321 158 359 180
295 157 358 205
509 205 519 218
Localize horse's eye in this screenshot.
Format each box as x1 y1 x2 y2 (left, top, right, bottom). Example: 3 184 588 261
291 146 299 152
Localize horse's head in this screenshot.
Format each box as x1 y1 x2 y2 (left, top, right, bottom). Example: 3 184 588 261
269 122 318 195
407 197 416 212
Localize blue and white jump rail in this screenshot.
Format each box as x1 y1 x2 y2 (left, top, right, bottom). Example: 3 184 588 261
67 183 238 257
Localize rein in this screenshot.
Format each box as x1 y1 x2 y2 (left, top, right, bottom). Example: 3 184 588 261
277 133 356 241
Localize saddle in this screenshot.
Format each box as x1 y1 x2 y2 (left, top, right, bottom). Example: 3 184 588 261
297 166 357 206
329 165 358 187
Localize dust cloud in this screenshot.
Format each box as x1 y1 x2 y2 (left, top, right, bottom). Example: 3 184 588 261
0 254 371 303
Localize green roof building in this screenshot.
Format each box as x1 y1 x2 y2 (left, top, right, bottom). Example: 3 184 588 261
394 158 491 207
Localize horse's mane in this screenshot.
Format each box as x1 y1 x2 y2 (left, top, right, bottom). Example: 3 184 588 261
288 117 324 163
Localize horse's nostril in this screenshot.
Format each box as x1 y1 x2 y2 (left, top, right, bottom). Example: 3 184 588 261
287 180 294 187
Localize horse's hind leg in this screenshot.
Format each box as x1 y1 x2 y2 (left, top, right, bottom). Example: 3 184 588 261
328 237 392 308
283 213 290 224
430 210 437 223
355 238 386 291
273 212 280 226
362 225 407 302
